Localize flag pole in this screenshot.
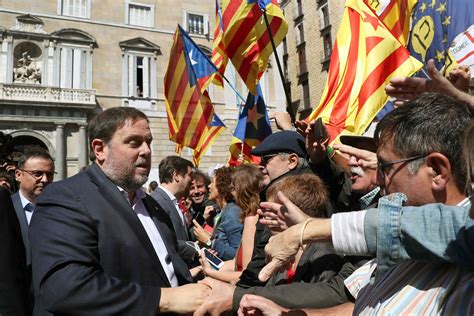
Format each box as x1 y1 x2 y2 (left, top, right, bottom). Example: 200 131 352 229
261 8 296 124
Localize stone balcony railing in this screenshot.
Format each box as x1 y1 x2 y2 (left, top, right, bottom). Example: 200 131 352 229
0 83 96 105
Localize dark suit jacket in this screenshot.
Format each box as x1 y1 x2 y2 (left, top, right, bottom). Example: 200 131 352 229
30 164 192 315
12 192 30 266
150 187 197 266
0 187 29 316
233 243 348 310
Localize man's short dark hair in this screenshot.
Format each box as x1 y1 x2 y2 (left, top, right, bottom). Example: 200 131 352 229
148 180 158 191
17 146 54 169
87 107 148 161
375 92 471 189
158 156 194 184
191 170 211 187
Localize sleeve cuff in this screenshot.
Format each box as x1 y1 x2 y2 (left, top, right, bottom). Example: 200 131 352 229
331 210 369 255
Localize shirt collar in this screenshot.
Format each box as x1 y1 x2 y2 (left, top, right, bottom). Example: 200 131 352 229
18 190 34 209
359 187 381 210
158 185 177 202
116 186 146 207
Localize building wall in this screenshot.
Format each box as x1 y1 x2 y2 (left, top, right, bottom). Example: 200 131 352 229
281 0 344 119
0 0 286 181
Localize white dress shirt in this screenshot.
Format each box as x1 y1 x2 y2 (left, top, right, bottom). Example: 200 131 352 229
118 187 178 287
18 191 35 225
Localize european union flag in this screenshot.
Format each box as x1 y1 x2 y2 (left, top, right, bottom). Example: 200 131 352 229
179 25 218 90
409 0 474 75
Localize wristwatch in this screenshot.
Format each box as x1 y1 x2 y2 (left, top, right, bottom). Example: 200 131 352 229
205 239 212 247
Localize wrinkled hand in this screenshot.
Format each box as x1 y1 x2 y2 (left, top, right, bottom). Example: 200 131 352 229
269 111 293 131
446 65 470 92
332 143 377 170
305 120 330 165
385 59 460 106
238 294 289 316
160 283 211 314
194 277 236 316
258 192 309 234
258 223 302 282
193 219 212 244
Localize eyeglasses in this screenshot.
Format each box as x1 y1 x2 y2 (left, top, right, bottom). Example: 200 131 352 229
259 154 280 166
20 169 56 180
377 154 428 180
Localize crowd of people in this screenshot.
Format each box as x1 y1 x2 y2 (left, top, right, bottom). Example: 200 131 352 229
0 58 473 315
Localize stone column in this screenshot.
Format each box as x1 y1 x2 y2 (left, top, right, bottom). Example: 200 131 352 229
55 124 65 180
78 125 88 170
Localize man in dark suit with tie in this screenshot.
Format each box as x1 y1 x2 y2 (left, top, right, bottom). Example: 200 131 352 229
150 156 198 266
30 107 210 315
12 146 55 314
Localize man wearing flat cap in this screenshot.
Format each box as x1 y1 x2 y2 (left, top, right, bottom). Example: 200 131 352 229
194 130 354 315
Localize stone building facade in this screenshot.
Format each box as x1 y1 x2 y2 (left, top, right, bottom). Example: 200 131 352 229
0 0 286 181
280 0 344 120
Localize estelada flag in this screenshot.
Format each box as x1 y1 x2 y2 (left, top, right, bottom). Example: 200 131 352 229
307 0 423 143
228 84 272 166
164 26 217 150
365 0 418 46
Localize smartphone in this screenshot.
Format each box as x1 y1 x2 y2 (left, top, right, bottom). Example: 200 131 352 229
193 212 206 226
204 248 224 270
313 117 324 142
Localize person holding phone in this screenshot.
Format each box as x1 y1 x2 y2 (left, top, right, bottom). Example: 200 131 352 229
193 167 243 261
198 164 263 283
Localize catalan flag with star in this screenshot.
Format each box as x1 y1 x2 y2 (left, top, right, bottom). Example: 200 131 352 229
164 25 225 162
219 0 288 94
306 0 422 143
365 0 418 46
228 84 272 166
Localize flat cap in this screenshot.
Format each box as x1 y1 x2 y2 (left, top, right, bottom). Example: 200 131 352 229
250 130 306 157
339 135 377 153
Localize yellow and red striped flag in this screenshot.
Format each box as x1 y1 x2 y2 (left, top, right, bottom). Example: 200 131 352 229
307 0 422 142
365 0 418 46
211 0 227 87
193 111 226 166
220 0 288 94
165 26 219 153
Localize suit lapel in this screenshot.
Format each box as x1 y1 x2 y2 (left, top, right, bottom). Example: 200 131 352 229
143 196 192 285
155 188 188 240
87 165 171 286
12 193 30 265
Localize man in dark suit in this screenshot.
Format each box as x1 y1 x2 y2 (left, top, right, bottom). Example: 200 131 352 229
150 156 197 266
12 147 55 268
0 186 29 315
30 107 210 315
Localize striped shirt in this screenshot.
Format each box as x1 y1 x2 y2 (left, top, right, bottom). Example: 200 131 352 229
345 198 473 315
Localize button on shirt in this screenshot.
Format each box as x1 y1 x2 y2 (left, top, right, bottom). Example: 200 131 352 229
19 191 35 225
118 187 178 287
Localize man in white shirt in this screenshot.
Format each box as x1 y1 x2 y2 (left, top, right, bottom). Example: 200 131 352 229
30 107 210 315
151 155 197 266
